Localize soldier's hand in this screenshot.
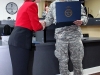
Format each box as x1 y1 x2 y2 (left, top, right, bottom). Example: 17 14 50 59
73 20 83 26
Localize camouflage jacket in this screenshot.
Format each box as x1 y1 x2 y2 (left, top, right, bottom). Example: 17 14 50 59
44 0 88 40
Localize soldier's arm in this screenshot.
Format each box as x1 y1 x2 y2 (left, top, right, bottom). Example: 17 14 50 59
44 3 54 27
81 4 88 25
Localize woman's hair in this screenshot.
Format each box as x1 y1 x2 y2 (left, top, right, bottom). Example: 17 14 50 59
24 0 35 2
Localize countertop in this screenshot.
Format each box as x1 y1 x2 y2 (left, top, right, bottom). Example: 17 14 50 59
1 37 100 47
33 37 100 46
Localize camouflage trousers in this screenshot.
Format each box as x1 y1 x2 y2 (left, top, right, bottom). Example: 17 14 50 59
54 39 84 75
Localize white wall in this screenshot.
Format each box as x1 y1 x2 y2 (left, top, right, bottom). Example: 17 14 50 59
85 0 100 18
0 0 39 20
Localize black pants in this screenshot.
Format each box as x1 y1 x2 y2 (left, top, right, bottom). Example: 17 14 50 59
9 45 34 75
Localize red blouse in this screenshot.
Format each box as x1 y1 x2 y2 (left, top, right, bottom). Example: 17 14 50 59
15 2 43 32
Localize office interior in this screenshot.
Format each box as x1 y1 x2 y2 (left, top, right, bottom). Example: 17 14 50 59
0 0 100 75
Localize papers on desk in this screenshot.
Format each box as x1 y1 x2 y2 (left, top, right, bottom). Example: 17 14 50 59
1 36 9 45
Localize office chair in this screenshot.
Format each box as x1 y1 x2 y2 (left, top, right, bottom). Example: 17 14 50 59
3 24 11 35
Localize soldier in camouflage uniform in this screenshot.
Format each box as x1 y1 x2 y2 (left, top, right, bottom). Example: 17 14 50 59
44 0 88 75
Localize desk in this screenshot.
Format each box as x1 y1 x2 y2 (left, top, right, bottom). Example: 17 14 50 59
0 44 12 75
0 42 34 75
0 38 100 75
32 37 100 75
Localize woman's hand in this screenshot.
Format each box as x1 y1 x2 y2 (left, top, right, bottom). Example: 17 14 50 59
39 21 46 30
